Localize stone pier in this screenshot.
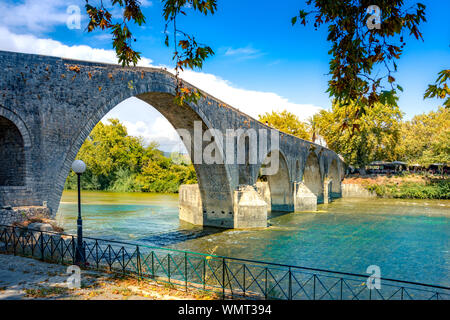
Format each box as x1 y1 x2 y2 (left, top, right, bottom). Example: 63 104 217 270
293 182 317 211
179 184 267 229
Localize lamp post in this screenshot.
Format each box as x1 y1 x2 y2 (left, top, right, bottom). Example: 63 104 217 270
72 159 86 264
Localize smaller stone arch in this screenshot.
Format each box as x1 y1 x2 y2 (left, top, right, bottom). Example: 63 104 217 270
303 151 324 203
328 158 341 198
258 150 293 212
0 109 31 189
0 108 31 148
0 116 26 186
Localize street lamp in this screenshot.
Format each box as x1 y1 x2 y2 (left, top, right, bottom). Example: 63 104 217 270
72 159 86 264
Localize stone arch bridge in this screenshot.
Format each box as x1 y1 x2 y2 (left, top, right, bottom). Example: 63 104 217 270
0 51 344 229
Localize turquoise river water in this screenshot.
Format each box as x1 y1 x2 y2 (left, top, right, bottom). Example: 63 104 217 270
56 191 449 287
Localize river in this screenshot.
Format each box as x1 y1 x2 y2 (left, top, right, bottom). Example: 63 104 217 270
56 191 450 287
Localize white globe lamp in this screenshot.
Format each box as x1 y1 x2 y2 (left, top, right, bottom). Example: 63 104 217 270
72 160 86 174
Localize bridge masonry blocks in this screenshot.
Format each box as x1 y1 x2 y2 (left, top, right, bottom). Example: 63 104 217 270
255 181 271 212
293 182 317 212
0 51 345 229
323 178 332 204
233 185 267 228
179 184 203 226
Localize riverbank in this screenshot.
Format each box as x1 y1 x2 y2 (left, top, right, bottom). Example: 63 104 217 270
343 175 449 199
0 253 218 300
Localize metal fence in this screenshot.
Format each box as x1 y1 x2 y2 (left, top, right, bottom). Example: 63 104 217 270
0 224 448 300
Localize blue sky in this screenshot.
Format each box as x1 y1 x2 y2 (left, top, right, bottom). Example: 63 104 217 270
0 0 449 150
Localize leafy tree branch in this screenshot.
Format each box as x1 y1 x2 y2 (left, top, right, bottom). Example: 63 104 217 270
292 0 426 121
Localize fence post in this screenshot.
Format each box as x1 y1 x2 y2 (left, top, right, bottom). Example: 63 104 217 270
122 246 125 274
203 258 206 290
340 278 343 300
12 227 16 256
243 265 246 297
313 274 316 300
222 258 226 299
60 238 64 264
50 236 53 261
168 253 171 283
184 252 188 292
108 245 112 270
136 246 141 280
288 267 292 300
72 236 75 264
40 231 44 261
151 251 155 279
95 240 99 269
265 267 268 299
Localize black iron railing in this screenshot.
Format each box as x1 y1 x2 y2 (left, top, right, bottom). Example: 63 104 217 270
0 224 448 300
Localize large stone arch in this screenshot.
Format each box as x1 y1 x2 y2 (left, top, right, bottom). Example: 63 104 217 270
303 151 323 202
258 150 293 212
50 87 233 228
328 158 341 198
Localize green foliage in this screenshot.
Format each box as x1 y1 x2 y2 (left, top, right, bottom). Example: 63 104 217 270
85 0 216 105
85 1 145 66
258 110 310 140
312 101 403 167
397 107 450 166
163 1 216 105
424 69 450 108
292 1 426 116
64 119 197 193
367 179 450 199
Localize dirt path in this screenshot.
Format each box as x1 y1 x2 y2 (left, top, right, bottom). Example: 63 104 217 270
0 253 218 300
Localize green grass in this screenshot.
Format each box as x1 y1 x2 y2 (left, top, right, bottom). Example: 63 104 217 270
367 179 450 199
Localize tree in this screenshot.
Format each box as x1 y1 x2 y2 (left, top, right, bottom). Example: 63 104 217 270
398 107 449 166
292 1 426 118
424 69 450 108
85 0 216 104
313 101 403 167
65 118 145 190
65 118 197 192
258 110 310 140
77 119 144 176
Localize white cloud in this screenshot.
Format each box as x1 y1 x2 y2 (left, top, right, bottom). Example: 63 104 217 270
225 46 258 56
0 27 322 151
179 70 322 121
141 0 154 7
224 45 264 60
0 0 81 33
0 27 153 66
